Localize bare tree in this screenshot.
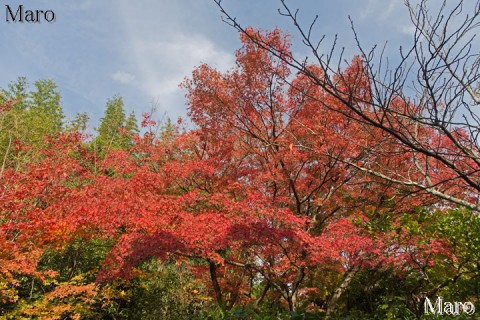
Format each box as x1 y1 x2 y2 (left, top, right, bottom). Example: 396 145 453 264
214 0 480 211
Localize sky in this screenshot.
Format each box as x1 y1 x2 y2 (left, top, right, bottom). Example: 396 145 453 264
0 0 417 130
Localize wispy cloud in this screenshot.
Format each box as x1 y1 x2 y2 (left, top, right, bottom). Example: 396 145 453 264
112 71 136 85
132 33 234 96
359 1 402 21
0 0 415 122
115 1 235 116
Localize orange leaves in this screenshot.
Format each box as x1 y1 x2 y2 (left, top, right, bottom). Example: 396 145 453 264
307 217 378 269
0 135 91 283
11 279 98 319
238 27 292 78
1 27 469 314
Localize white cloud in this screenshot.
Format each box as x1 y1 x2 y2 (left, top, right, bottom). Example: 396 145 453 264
119 30 234 115
359 1 401 21
108 1 238 117
112 71 136 85
133 33 234 97
136 34 234 116
400 24 416 36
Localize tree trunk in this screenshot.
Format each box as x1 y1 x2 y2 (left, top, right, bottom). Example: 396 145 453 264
209 261 224 310
326 265 359 317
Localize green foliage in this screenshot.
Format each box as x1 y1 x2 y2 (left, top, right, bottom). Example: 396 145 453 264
0 77 65 169
104 260 208 320
94 95 138 155
159 117 176 143
67 112 90 133
28 78 64 135
0 76 29 110
428 209 480 302
342 268 419 319
38 238 113 283
340 208 480 319
197 305 325 320
435 208 480 261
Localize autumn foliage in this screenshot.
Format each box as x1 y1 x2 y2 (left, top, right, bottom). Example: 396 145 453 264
1 29 479 319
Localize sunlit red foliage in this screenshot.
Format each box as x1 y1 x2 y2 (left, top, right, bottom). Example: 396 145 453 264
0 29 463 314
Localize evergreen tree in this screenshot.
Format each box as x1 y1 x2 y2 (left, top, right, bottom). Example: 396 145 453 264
159 117 176 144
94 96 138 153
27 79 65 137
66 112 90 134
121 111 139 149
0 78 66 168
0 76 29 110
0 77 30 147
95 95 126 151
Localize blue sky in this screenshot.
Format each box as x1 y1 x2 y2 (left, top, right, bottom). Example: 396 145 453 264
0 1 416 130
